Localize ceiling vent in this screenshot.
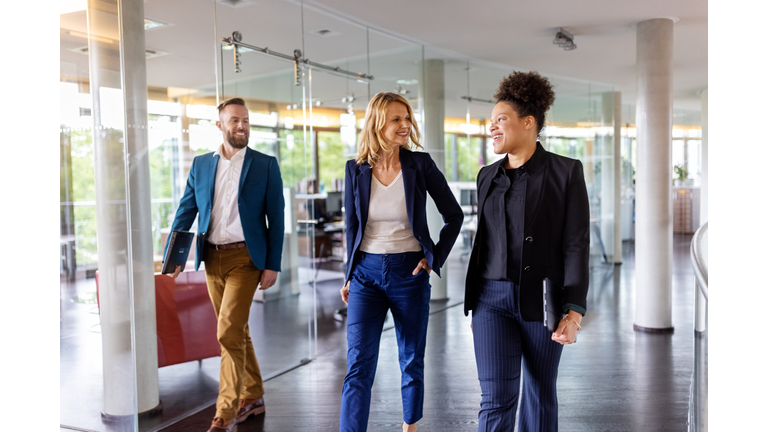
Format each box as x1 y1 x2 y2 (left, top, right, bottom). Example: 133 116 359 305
310 29 340 38
216 0 255 8
70 46 168 59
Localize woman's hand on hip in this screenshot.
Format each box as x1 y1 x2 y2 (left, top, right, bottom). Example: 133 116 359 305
340 280 350 305
551 311 582 345
412 258 432 276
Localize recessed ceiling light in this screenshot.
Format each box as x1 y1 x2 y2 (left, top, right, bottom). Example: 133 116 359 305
70 46 168 59
216 0 255 8
396 79 418 86
68 30 114 44
144 19 169 30
60 0 86 15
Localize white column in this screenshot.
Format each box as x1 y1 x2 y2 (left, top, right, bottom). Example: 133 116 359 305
613 92 623 264
88 0 160 420
121 0 161 415
421 59 448 301
700 89 708 225
634 18 674 332
600 92 615 262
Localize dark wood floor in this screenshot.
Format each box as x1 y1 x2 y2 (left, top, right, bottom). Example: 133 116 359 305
157 235 695 432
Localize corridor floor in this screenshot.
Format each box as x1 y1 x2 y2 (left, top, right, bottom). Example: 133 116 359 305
159 235 695 432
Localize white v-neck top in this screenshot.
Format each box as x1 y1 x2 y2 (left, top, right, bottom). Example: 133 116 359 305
359 171 422 254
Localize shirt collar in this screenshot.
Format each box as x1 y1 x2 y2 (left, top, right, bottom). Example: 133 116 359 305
496 142 543 175
214 144 247 161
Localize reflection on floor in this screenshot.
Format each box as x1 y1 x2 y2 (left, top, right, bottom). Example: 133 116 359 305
62 236 695 431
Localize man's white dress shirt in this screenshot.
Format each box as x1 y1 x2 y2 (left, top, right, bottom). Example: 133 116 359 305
208 144 247 245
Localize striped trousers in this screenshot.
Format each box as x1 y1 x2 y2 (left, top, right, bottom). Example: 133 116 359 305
472 278 563 432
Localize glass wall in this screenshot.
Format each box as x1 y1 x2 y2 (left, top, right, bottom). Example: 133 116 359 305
61 0 149 429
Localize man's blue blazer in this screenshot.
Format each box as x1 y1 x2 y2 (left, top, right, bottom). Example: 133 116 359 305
166 147 285 272
344 147 464 282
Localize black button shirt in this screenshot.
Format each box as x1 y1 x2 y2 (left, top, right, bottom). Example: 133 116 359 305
478 157 529 282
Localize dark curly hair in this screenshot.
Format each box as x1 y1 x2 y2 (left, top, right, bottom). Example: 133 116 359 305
493 71 555 135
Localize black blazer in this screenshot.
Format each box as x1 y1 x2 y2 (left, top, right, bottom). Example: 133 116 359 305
344 147 464 282
464 143 590 321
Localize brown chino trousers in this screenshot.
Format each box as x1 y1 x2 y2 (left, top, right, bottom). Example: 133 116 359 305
204 243 265 420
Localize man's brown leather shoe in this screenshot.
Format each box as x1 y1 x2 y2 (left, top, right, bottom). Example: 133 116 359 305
207 416 237 432
236 397 265 423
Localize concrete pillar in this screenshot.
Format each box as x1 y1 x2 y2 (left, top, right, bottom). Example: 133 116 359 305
120 0 161 414
421 59 448 301
634 18 674 332
613 92 622 264
60 129 77 280
479 118 488 166
600 92 615 261
600 92 623 264
450 134 458 181
700 89 708 225
87 0 160 421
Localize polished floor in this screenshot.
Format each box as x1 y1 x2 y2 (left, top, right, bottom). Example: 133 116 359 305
61 235 696 431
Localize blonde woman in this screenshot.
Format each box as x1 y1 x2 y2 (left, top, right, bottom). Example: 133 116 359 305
339 92 463 432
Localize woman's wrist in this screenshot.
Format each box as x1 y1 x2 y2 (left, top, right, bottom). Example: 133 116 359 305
563 312 582 331
566 310 583 324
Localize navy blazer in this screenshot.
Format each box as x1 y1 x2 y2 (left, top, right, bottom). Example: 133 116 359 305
464 143 590 321
166 147 285 272
344 147 463 281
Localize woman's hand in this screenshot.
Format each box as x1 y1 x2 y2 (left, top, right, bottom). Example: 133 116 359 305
551 311 582 345
412 258 432 276
340 280 351 305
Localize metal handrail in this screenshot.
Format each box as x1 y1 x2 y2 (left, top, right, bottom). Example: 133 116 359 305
688 222 708 432
690 222 708 300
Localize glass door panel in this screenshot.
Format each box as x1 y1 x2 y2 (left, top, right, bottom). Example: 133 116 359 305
215 0 315 376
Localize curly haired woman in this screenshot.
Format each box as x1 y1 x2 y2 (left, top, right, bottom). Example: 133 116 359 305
464 71 590 432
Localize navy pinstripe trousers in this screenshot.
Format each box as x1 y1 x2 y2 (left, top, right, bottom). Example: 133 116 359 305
472 278 564 432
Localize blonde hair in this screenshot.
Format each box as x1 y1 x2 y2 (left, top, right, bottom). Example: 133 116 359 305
355 92 422 166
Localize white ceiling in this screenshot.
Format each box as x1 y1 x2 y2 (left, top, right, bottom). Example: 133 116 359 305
306 0 708 112
59 0 706 123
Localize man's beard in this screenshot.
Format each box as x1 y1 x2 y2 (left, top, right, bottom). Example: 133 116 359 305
227 130 248 149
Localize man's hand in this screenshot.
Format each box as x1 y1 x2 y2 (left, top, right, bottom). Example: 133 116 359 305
169 265 182 279
259 269 278 290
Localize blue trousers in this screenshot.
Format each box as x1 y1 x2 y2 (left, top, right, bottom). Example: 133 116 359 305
339 251 431 432
472 279 564 432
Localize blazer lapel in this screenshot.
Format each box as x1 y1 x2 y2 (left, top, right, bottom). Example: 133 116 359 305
399 148 417 229
208 153 220 205
476 158 502 227
357 164 372 230
238 148 254 195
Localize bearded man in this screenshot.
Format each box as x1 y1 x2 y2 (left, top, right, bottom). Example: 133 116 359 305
165 97 285 432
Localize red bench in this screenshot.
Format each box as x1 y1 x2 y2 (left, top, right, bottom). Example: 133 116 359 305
95 270 220 368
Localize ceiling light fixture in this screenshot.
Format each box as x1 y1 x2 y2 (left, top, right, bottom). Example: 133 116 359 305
553 27 577 51
68 30 114 44
60 0 86 15
144 19 169 30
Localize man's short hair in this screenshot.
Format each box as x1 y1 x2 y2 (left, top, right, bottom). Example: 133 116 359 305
217 97 247 114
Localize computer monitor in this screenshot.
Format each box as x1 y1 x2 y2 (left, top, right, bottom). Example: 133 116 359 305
460 189 477 207
326 191 343 216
